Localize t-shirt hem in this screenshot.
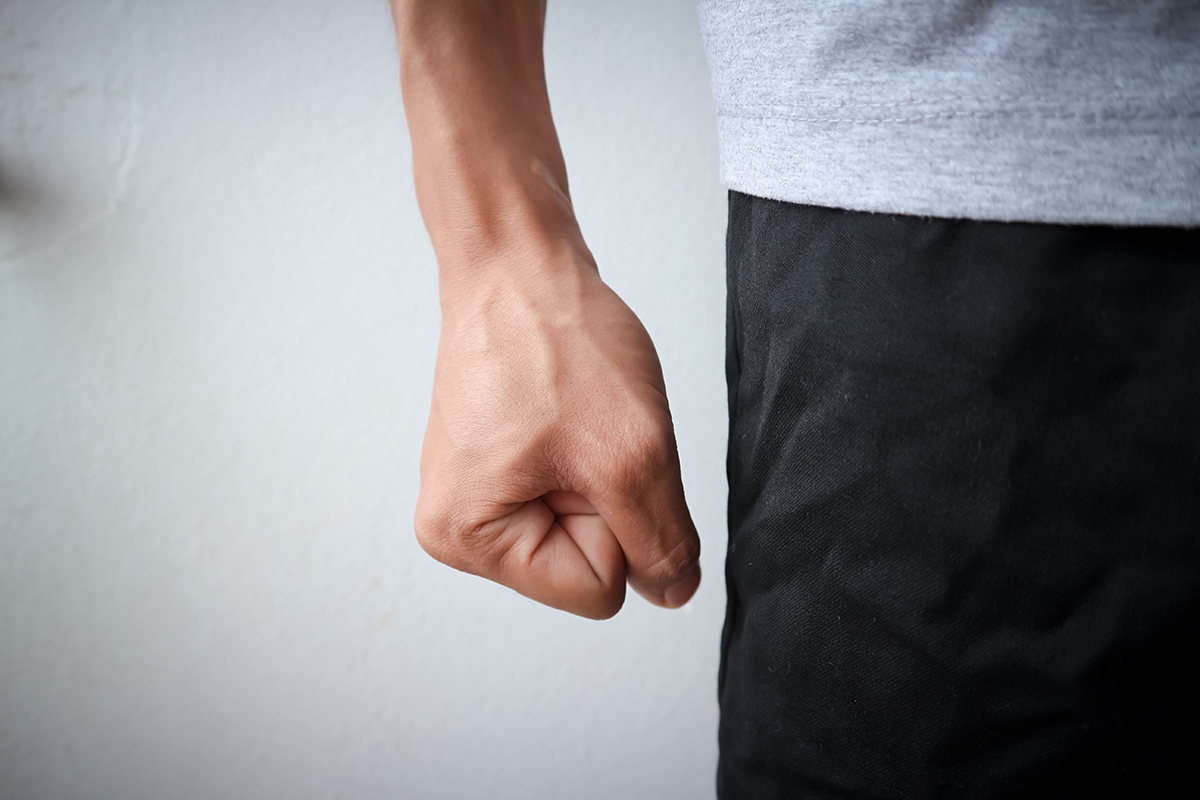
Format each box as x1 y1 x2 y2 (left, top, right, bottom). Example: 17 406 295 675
717 108 1200 227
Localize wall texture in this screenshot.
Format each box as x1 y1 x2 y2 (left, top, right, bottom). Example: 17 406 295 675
0 1 728 798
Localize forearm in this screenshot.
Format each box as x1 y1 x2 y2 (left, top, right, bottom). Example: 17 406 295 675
391 0 583 289
389 1 701 618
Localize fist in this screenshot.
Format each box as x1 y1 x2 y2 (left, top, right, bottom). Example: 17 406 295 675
414 245 701 619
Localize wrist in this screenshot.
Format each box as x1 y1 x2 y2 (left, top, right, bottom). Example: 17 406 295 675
436 226 597 323
420 149 575 259
427 159 597 312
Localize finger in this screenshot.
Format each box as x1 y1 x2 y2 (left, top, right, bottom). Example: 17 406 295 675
543 489 598 516
488 496 627 619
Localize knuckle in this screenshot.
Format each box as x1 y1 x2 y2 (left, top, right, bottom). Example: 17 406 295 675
414 482 506 577
642 537 700 587
413 502 453 563
413 491 471 570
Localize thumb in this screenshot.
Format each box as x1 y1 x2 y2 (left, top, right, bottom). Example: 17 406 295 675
590 452 701 609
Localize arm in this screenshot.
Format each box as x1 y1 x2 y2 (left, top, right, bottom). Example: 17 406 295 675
390 0 700 619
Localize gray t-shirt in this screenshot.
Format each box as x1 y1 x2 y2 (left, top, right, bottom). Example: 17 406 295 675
698 1 1200 226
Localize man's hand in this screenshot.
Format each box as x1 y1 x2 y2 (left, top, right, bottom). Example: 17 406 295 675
392 0 699 617
416 239 700 619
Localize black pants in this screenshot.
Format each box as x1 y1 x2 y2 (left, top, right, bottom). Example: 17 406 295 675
719 191 1200 799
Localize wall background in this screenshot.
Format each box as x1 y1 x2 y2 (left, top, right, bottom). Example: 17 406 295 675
0 1 728 798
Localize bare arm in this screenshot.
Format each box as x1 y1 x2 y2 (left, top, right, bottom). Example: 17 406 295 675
391 0 700 619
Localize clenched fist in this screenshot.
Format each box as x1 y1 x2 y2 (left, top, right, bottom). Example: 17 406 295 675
415 240 701 619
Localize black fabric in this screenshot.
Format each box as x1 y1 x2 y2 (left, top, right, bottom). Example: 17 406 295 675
718 191 1200 799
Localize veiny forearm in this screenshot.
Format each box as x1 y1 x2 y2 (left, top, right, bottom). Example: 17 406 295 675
391 0 582 285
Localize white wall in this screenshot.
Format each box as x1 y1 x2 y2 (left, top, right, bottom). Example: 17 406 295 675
0 1 728 798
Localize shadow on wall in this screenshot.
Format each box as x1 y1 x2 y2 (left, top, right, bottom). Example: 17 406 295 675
0 141 127 271
0 156 42 269
0 157 36 211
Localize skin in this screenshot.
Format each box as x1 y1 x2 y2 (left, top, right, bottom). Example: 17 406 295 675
389 0 701 619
